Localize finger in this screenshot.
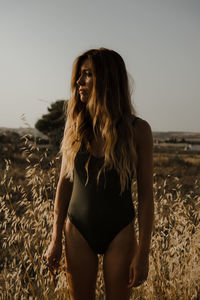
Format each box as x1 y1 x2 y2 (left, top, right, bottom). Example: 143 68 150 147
53 257 60 264
128 267 134 288
129 267 133 282
47 262 57 275
52 258 60 268
128 282 133 288
132 277 146 287
129 269 138 288
48 260 60 273
53 262 60 270
47 257 57 267
128 277 135 288
43 258 55 273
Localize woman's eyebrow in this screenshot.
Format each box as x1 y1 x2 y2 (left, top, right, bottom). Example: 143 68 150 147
80 67 92 71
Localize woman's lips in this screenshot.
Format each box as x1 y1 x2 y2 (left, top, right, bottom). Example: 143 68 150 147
79 89 87 94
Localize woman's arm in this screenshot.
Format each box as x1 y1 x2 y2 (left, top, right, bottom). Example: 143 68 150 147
52 154 73 243
128 118 154 288
136 119 154 255
44 154 73 274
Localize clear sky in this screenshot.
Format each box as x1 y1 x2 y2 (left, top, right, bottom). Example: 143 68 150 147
1 0 200 132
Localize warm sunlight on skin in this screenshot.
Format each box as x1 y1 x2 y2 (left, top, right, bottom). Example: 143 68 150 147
76 59 93 103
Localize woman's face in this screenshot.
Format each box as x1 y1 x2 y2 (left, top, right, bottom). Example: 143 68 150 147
77 58 93 103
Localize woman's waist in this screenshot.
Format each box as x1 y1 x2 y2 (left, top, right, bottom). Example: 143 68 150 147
67 201 135 226
68 191 134 219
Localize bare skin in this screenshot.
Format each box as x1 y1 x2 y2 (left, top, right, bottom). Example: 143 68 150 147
44 154 73 276
77 58 93 104
44 59 154 299
64 217 137 300
62 119 153 300
44 117 153 299
128 118 154 288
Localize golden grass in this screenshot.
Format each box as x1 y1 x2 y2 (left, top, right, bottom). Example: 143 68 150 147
0 136 200 299
154 152 200 166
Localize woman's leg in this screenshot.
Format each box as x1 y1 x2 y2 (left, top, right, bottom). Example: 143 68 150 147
64 217 99 300
103 221 138 300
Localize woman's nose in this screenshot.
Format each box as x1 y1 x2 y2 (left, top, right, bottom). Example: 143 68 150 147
77 74 84 86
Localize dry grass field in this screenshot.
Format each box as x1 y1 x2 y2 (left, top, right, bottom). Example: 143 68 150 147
0 132 200 299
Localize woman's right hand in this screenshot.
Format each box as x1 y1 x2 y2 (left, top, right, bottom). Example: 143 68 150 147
44 239 62 275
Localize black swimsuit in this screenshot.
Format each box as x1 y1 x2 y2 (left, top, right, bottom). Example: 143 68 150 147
67 117 138 254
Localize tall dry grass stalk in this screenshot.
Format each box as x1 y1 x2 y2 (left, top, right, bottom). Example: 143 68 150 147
0 134 199 299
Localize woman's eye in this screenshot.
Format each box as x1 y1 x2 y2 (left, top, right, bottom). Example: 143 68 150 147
85 71 92 76
78 70 92 78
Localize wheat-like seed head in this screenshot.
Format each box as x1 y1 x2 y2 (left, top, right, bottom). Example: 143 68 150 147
0 135 199 299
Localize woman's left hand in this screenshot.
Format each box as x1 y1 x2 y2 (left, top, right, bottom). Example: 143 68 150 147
128 250 149 288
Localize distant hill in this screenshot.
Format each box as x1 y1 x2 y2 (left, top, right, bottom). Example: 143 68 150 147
152 131 200 143
0 127 200 143
0 127 48 138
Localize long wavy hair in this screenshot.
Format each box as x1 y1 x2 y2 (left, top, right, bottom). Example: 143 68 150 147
61 48 138 194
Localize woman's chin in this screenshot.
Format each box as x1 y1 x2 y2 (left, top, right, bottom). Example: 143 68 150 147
80 95 87 103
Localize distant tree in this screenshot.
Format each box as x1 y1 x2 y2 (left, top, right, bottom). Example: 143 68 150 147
180 137 186 143
166 137 177 144
35 100 68 150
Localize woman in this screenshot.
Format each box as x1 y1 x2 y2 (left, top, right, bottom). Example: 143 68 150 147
44 48 154 300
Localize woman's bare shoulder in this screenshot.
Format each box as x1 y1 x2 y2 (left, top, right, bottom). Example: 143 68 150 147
133 117 153 148
134 117 152 131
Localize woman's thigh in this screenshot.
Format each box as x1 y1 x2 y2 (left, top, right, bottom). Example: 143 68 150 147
103 220 138 300
64 217 99 300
